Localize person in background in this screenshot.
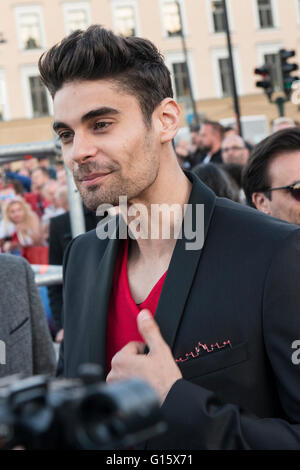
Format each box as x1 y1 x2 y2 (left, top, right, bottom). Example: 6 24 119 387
188 125 206 168
42 182 69 243
0 254 56 378
2 163 31 193
271 117 296 134
242 127 300 225
221 134 249 166
55 185 69 213
0 185 18 253
0 184 16 215
56 168 67 186
198 120 225 164
22 156 38 175
223 126 237 138
38 157 57 179
42 180 66 220
24 167 51 218
2 196 47 264
193 163 240 202
175 138 194 169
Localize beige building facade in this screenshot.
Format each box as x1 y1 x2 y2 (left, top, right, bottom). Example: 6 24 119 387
1 0 300 146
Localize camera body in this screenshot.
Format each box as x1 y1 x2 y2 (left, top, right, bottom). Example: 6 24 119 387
0 365 165 450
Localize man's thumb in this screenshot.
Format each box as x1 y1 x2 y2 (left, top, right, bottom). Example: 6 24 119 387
137 309 163 353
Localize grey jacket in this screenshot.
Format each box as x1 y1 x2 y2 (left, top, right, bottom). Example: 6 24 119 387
0 254 56 378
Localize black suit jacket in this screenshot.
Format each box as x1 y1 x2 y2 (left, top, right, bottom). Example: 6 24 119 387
204 149 222 164
60 172 300 449
48 208 100 330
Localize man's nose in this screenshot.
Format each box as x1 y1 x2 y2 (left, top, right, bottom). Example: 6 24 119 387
69 132 98 165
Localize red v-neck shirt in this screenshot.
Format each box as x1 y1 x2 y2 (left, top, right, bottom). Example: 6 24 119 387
106 238 167 374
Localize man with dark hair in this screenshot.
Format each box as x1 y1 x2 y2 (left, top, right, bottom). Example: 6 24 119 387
198 120 224 164
242 127 300 225
39 26 300 449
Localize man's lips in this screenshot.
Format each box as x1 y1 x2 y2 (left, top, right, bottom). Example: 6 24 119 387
78 172 111 186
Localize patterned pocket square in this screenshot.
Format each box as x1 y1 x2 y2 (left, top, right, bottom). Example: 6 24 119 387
175 339 232 364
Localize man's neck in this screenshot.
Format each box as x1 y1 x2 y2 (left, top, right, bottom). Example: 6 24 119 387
126 155 192 264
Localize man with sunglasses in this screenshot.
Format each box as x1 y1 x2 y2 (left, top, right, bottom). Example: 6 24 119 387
243 127 300 225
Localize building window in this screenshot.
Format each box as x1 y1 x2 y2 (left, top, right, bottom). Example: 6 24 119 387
115 6 136 36
218 58 232 97
29 76 49 117
15 6 45 51
212 0 226 32
66 9 89 32
19 12 42 50
257 0 274 28
172 62 189 99
163 1 182 36
0 71 9 121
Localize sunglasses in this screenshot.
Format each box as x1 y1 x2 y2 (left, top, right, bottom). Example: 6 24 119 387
266 181 300 201
0 193 15 201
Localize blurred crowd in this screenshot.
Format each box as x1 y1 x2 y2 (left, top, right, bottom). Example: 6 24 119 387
0 156 68 262
175 115 300 214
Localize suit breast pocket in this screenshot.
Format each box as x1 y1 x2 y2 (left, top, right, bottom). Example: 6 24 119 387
8 317 30 347
6 317 32 375
177 342 249 380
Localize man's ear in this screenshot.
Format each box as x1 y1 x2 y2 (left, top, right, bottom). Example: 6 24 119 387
252 192 272 215
155 98 181 144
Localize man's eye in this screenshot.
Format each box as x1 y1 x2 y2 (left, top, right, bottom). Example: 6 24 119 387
94 122 111 130
58 131 73 142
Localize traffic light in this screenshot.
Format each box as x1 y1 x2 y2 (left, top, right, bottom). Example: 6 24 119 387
279 49 299 97
254 64 273 97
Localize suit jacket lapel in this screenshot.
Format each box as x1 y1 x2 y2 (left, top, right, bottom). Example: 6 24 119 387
154 172 216 350
87 226 120 370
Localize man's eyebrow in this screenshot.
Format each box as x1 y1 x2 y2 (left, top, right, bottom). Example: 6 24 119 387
53 121 69 133
53 107 120 133
81 107 120 123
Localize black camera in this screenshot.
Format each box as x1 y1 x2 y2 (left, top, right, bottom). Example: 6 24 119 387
0 364 165 450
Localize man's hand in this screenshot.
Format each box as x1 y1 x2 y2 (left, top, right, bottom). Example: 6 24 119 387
55 328 64 343
106 309 182 404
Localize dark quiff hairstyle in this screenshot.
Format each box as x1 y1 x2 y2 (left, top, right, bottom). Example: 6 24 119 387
242 127 300 207
38 25 173 125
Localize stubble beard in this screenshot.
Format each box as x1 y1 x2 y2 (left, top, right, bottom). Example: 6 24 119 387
74 134 160 212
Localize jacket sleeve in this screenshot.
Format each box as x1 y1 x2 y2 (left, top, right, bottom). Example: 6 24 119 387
24 260 56 376
147 229 300 450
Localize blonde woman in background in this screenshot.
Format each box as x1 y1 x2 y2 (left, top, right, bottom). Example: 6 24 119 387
2 197 48 264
